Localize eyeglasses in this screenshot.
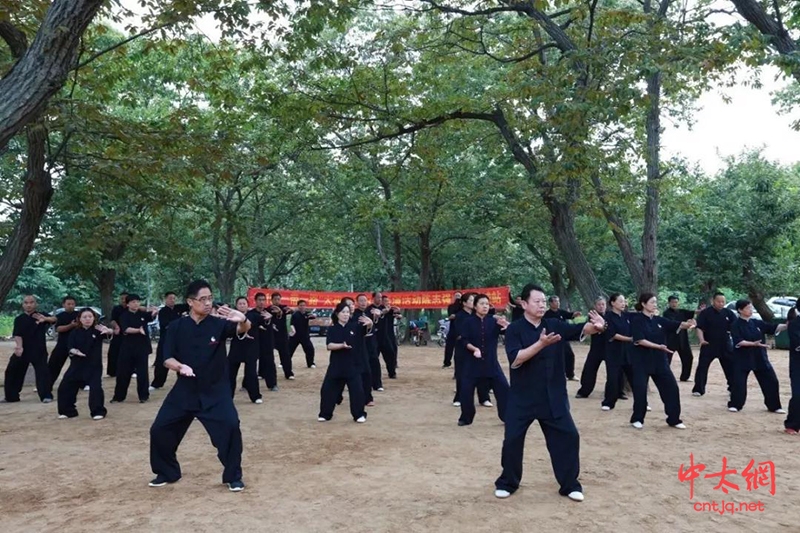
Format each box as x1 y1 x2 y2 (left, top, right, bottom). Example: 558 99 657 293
190 296 214 304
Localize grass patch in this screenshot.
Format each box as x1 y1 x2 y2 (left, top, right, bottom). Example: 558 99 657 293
0 315 14 337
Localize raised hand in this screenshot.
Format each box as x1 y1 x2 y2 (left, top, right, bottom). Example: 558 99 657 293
587 310 606 329
32 313 47 324
538 329 562 347
260 310 273 320
95 325 114 336
495 316 510 329
358 316 373 326
218 305 246 323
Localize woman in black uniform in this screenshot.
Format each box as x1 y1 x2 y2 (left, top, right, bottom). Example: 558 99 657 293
601 293 635 412
629 293 695 430
318 302 368 423
728 299 786 414
57 308 113 420
228 297 263 404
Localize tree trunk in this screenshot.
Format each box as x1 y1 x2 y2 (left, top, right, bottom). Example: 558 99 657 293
743 262 774 321
216 271 236 305
0 122 53 309
544 194 604 307
392 229 403 291
640 68 662 295
419 229 432 291
97 268 117 319
731 0 800 82
0 1 104 151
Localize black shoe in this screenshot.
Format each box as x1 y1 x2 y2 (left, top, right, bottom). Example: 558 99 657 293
442 364 451 369
389 375 397 379
228 480 245 492
149 475 178 487
458 420 471 426
139 399 149 403
575 393 588 399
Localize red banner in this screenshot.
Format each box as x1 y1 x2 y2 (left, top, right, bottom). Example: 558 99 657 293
246 286 510 310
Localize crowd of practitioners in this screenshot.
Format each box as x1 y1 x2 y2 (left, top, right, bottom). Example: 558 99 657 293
4 282 800 498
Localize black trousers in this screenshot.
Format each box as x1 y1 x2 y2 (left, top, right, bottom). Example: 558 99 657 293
378 338 397 378
113 350 149 402
667 338 694 381
786 355 800 430
4 350 52 402
443 332 456 367
289 335 315 367
563 342 576 379
495 403 581 496
453 352 489 404
150 395 243 483
57 361 106 418
692 344 733 395
319 371 366 421
47 344 71 389
630 359 682 426
576 347 604 397
274 334 293 378
229 351 261 403
369 356 383 390
107 335 122 377
257 345 277 389
151 337 169 388
459 370 509 425
601 360 634 409
728 354 781 411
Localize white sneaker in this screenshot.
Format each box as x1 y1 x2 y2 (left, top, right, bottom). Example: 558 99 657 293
288 376 295 380
317 417 327 422
692 392 701 397
774 408 787 414
482 401 493 407
567 491 584 502
728 407 738 412
495 489 511 499
684 378 693 382
254 399 263 404
453 401 461 407
58 414 68 419
148 386 156 392
673 423 687 429
356 416 366 423
83 386 90 391
646 405 652 411
92 415 104 420
310 365 316 369
377 387 384 392
631 421 643 429
601 406 611 411
132 373 137 378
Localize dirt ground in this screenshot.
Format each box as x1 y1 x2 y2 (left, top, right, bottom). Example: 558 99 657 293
0 338 798 533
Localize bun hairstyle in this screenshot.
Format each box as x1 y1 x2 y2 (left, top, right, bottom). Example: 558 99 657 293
332 302 350 323
634 293 656 312
461 292 477 305
608 292 624 305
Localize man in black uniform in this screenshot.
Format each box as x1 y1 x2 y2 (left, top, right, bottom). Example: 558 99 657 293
443 292 462 368
663 295 696 382
4 295 56 402
371 292 397 379
289 300 317 368
508 292 525 322
48 296 80 388
149 279 251 492
692 292 736 396
113 294 157 403
575 297 608 398
253 293 278 391
382 295 401 373
543 296 582 381
269 292 294 380
107 292 128 378
150 292 190 390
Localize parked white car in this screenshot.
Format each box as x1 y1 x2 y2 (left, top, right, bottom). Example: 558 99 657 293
767 297 797 319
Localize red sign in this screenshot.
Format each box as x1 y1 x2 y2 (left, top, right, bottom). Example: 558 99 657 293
246 286 511 310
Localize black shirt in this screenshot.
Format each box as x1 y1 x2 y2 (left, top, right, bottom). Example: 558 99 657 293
120 309 153 355
291 310 312 339
13 312 51 356
731 318 779 370
696 306 737 348
504 317 586 418
543 308 577 322
630 314 683 373
229 309 262 359
662 308 694 349
326 321 365 378
453 309 473 357
163 314 240 409
254 308 273 353
68 326 106 366
269 304 290 336
462 314 505 378
158 304 190 333
111 305 125 326
605 310 633 364
510 302 524 322
55 310 79 349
